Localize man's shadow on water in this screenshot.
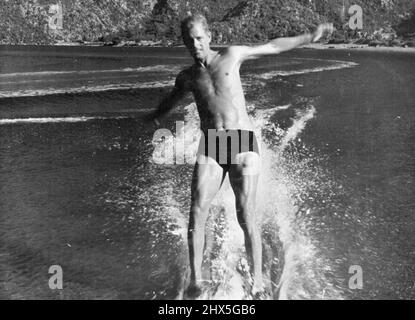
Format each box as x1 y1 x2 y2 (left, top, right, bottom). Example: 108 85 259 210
262 222 285 300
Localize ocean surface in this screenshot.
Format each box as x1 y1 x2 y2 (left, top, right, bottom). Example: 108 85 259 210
0 45 414 300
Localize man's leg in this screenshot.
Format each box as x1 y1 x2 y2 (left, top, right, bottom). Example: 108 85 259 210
186 155 225 297
228 152 263 294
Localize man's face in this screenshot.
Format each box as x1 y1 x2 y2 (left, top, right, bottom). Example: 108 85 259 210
183 22 211 62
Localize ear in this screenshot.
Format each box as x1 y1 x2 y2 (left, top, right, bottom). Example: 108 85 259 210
207 31 212 43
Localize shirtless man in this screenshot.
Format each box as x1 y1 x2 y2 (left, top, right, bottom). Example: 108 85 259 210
148 14 334 298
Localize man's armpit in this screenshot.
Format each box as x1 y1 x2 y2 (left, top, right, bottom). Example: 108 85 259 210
175 69 192 91
226 45 248 62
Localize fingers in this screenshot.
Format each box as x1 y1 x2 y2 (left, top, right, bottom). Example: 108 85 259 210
141 112 153 122
321 23 335 34
313 23 335 42
141 112 161 127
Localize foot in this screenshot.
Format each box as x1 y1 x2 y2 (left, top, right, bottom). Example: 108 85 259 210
253 290 269 300
251 281 265 298
184 283 203 299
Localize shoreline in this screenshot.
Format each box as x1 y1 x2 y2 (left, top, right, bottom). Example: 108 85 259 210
2 41 415 53
302 42 415 53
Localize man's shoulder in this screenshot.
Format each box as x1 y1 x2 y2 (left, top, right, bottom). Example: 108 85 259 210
225 45 249 52
175 66 195 89
177 63 204 79
176 66 193 80
220 45 251 61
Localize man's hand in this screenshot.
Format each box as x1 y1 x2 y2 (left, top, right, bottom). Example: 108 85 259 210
312 23 335 42
237 22 335 60
153 117 161 126
141 111 161 126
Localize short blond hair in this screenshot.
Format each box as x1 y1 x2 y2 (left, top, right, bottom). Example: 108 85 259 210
180 14 210 39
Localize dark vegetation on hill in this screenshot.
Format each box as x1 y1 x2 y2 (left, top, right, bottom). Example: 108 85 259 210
1 0 414 47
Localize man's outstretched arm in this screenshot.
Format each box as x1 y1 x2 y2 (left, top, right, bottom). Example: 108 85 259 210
236 23 335 60
146 71 188 125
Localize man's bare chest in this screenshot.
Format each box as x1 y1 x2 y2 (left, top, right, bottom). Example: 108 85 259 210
189 63 240 94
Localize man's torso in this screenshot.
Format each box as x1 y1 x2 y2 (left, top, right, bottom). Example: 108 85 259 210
181 47 254 133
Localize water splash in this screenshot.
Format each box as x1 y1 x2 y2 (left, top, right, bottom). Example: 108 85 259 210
0 115 131 125
0 65 184 78
151 101 344 300
255 60 358 80
0 80 174 98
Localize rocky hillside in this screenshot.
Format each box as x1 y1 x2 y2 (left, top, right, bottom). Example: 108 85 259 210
0 0 414 46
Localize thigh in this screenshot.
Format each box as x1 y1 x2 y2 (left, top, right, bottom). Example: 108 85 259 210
232 151 261 179
228 152 260 215
191 155 226 208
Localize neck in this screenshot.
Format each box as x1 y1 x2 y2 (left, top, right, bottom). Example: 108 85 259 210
196 49 216 68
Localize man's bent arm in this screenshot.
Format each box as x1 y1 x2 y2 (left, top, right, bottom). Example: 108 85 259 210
237 23 334 60
148 72 188 125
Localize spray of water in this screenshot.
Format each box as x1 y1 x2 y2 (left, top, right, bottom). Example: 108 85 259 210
150 101 344 300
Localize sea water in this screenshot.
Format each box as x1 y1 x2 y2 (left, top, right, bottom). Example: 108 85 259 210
0 45 414 299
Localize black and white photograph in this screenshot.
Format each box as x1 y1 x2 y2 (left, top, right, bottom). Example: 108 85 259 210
0 0 414 302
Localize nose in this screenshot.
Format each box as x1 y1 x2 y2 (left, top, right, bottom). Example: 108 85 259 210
193 38 201 48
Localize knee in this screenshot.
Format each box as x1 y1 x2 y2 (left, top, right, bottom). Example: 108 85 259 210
190 203 209 224
236 198 255 216
237 216 257 235
191 201 207 214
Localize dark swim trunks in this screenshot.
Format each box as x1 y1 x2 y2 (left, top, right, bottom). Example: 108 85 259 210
197 129 260 167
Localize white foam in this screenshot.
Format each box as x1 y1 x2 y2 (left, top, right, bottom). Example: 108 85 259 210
279 106 316 150
0 65 184 78
256 106 344 300
0 80 174 98
154 101 344 300
0 115 129 124
256 61 358 80
0 59 358 98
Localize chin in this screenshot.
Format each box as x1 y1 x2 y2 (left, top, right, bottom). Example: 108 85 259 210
196 53 206 60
